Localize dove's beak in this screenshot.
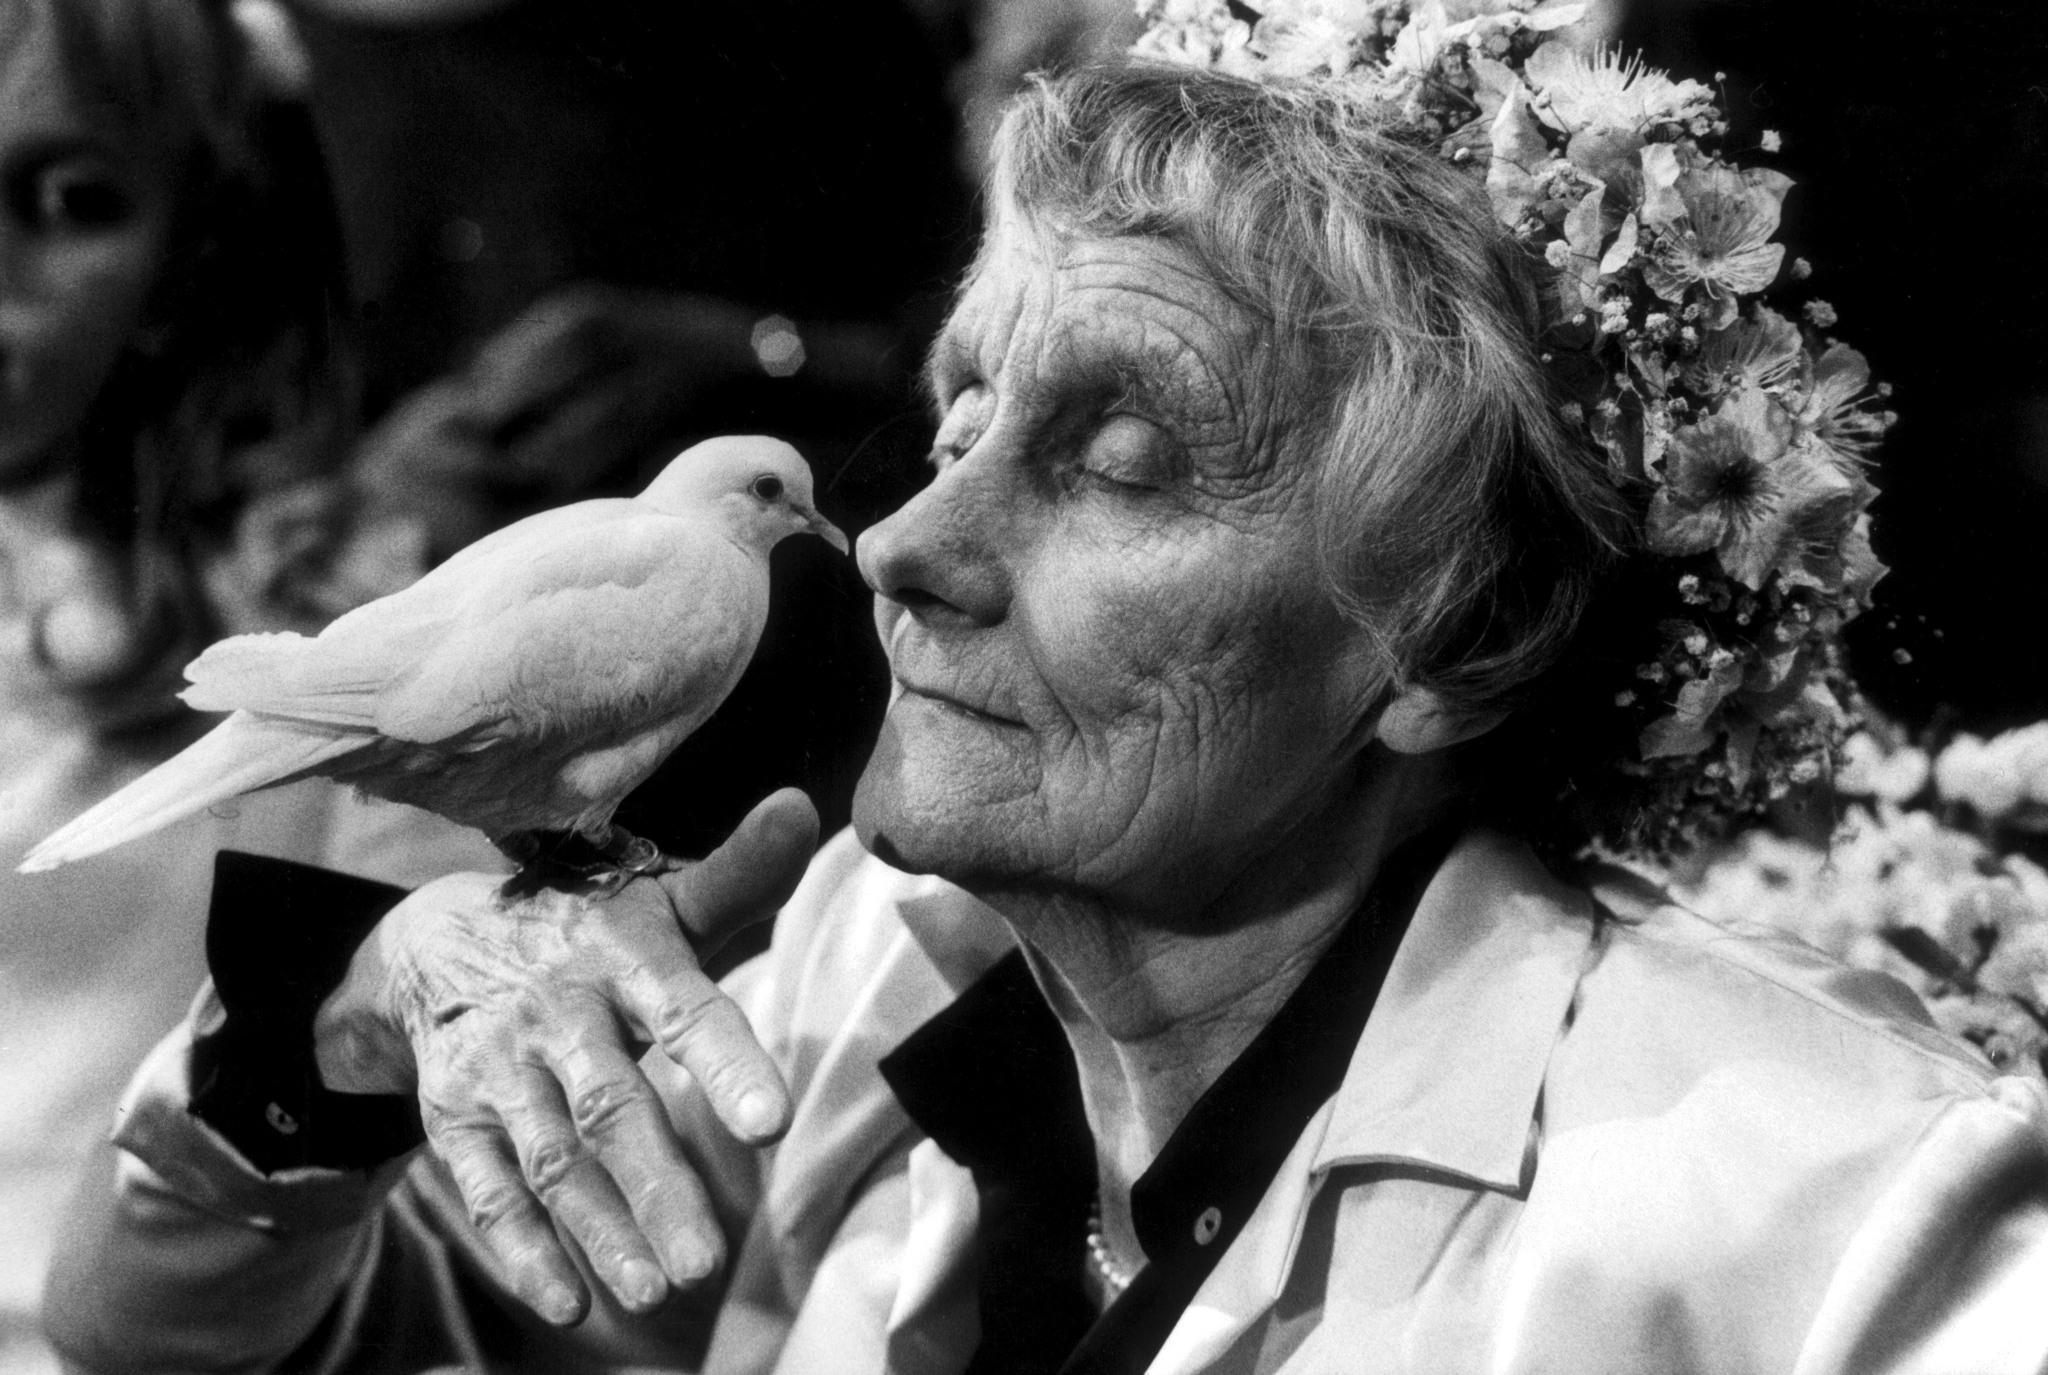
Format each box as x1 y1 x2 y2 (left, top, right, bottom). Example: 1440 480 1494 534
807 511 850 555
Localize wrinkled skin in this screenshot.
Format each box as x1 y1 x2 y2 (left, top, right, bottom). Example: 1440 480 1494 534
0 11 172 484
852 226 1390 924
316 790 815 1325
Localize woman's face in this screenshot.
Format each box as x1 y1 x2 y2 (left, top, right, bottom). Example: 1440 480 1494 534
854 226 1392 915
0 11 173 483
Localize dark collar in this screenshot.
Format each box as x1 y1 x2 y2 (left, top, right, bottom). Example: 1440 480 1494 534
878 827 1455 1375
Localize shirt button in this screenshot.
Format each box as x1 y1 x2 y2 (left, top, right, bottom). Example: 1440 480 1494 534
1192 1206 1222 1245
264 1102 300 1135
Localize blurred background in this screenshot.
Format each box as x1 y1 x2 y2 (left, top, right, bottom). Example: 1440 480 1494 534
0 0 2043 1369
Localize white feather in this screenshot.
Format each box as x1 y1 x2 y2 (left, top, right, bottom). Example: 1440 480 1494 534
179 631 314 711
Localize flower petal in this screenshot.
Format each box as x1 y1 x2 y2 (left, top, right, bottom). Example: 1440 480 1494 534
1646 489 1730 556
1525 1 1590 31
1840 513 1887 608
1467 53 1522 123
1486 83 1548 227
1568 126 1645 185
1638 141 1687 228
1641 711 1715 759
1598 211 1640 275
1684 305 1802 395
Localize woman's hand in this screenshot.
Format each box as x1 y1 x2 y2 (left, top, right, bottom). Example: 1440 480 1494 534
313 790 818 1325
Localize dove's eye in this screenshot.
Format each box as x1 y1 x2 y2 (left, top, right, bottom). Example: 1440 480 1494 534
751 475 785 501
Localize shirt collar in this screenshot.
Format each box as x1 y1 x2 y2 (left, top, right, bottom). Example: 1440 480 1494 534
894 882 1016 994
887 826 1601 1198
877 828 1457 1375
1310 828 1603 1191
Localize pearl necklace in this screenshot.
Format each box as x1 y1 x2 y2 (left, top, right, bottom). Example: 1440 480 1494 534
1085 1195 1139 1303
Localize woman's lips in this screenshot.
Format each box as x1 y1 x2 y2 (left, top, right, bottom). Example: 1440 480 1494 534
895 679 1026 729
885 621 1028 727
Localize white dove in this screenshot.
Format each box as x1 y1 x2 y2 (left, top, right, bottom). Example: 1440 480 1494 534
20 435 846 883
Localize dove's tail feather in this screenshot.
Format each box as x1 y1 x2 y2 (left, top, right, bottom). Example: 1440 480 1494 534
18 713 360 873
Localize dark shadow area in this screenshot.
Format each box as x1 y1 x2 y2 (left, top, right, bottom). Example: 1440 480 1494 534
1624 0 2048 729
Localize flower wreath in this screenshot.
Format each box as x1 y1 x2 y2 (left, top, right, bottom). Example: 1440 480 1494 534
1133 0 1896 857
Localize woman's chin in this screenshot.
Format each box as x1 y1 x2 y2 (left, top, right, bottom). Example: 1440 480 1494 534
852 709 1046 882
851 795 1015 884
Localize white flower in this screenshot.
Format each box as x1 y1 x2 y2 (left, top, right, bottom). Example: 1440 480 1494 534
1795 343 1888 467
1245 1 1389 75
1638 144 1794 328
1683 305 1803 397
1252 16 1364 76
1835 731 1931 804
1978 912 2048 1006
1131 0 1253 68
1934 726 2048 822
1524 42 1713 134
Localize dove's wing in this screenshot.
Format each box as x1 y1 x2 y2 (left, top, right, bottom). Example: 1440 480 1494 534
370 509 764 747
180 499 659 733
186 503 760 755
179 500 639 728
179 619 446 729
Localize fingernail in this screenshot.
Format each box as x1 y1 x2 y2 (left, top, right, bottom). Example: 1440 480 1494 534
538 1282 581 1325
738 1088 783 1138
622 1259 667 1309
670 1240 719 1285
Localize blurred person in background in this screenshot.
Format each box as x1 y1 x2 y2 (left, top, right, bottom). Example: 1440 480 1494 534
0 2 473 1368
6 0 981 1367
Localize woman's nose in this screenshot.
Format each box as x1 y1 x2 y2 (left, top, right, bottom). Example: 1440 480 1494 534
855 453 1013 627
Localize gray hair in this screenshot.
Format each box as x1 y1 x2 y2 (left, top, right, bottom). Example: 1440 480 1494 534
984 64 1634 717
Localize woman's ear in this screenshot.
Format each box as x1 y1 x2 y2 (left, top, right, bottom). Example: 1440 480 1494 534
1376 685 1503 756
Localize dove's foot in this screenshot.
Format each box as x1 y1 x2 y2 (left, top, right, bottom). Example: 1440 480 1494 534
593 827 670 876
496 826 676 899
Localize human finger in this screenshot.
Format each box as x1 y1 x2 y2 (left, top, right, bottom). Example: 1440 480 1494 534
610 954 791 1147
654 787 819 953
496 1062 673 1315
550 1037 724 1291
429 1116 589 1326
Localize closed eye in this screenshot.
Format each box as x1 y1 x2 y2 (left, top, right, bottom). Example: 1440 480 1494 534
1073 413 1181 493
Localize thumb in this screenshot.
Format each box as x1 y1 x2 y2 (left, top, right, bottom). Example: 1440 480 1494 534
653 788 820 955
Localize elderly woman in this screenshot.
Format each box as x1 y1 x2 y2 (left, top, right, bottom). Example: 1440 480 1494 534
43 60 2048 1375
